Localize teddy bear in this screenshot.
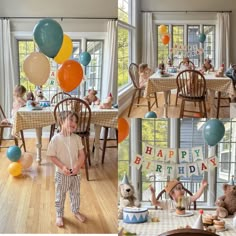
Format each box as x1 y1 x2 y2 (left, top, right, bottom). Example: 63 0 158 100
215 64 225 77
118 173 140 219
35 87 47 102
99 93 113 109
83 88 100 105
201 58 214 72
215 176 236 218
26 91 37 107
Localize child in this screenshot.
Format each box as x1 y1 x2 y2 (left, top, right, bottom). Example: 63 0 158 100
149 179 207 210
12 85 27 117
47 111 86 227
139 63 153 88
180 57 194 71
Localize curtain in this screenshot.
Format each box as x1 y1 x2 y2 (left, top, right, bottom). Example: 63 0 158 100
142 13 156 71
104 20 118 103
0 19 16 118
216 13 230 69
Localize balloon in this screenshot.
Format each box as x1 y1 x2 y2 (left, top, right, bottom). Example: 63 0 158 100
6 146 21 162
199 33 206 43
33 18 63 58
118 118 129 143
203 119 225 146
158 25 168 35
57 60 83 92
161 34 170 45
19 153 33 169
54 34 73 64
23 52 50 86
144 111 157 118
8 162 22 176
79 52 91 66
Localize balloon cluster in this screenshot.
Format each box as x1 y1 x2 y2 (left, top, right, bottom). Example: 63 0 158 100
23 18 92 92
158 25 170 45
6 146 33 177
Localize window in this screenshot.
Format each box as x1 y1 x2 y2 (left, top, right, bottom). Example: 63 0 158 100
156 24 216 68
18 39 104 100
118 0 135 90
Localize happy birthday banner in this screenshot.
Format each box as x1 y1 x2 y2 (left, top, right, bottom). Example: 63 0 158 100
170 43 205 57
131 144 218 178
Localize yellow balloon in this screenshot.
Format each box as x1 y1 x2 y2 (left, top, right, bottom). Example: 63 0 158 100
8 162 22 176
19 153 33 169
23 52 50 86
54 34 73 64
159 25 168 35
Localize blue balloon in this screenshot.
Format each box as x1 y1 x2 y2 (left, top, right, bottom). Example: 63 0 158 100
33 18 63 58
79 52 91 66
203 119 225 146
6 146 22 162
199 33 206 43
144 111 157 118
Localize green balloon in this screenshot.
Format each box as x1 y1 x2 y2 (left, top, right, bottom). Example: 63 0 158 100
144 111 157 118
199 33 206 43
203 119 225 146
33 18 63 58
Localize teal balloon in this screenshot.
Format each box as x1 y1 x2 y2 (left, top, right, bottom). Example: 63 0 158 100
79 52 91 66
199 33 206 43
203 119 225 146
144 111 157 118
6 145 21 162
33 18 63 58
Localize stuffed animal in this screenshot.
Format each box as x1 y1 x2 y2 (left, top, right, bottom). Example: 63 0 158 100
83 89 100 105
215 176 236 218
35 88 47 102
202 58 214 72
26 91 37 107
99 93 113 109
118 173 140 219
215 64 225 77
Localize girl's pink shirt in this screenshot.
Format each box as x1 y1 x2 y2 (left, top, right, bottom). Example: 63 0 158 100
12 97 26 117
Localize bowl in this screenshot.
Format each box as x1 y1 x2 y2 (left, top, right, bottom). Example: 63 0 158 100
123 207 148 224
39 100 50 107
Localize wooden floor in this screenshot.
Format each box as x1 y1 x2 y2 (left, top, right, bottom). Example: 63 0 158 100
0 138 117 234
120 93 230 118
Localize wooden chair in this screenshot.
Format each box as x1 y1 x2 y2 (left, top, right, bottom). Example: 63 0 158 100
175 60 195 106
127 63 158 117
215 92 231 118
156 186 196 210
176 70 207 118
51 97 91 181
0 104 26 152
49 92 72 141
158 228 219 236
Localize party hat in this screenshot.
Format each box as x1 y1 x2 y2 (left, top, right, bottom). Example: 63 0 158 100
193 209 204 230
121 172 130 185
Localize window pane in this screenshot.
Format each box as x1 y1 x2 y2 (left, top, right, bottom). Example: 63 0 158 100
118 27 129 88
157 25 169 66
118 0 129 24
172 25 184 66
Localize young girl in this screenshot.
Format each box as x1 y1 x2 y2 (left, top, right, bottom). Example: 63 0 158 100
139 63 153 88
12 85 27 117
47 111 86 227
149 179 207 210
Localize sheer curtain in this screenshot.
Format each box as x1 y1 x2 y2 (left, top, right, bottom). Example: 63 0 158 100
216 13 230 69
0 19 16 118
142 12 156 71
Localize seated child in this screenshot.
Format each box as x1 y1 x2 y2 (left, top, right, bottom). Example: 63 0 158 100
225 64 236 87
180 57 194 71
149 179 207 211
138 63 153 88
12 85 27 117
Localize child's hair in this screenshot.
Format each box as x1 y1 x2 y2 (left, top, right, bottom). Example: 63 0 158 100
59 111 79 127
13 85 26 98
139 63 148 73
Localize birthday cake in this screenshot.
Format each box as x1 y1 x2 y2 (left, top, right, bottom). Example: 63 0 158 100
123 207 148 224
167 67 177 73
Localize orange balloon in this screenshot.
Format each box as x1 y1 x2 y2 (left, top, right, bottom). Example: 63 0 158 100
161 34 170 45
57 60 83 92
159 25 168 35
118 118 129 143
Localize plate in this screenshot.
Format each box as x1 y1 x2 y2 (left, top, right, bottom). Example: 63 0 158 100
173 210 194 217
27 106 43 111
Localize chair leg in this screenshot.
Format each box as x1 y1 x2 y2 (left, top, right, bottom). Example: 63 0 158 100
137 90 142 107
203 101 207 118
84 155 89 181
85 137 91 166
128 90 137 117
0 127 3 147
49 124 55 141
101 127 109 164
20 130 26 152
216 92 221 118
180 100 185 118
154 93 158 108
175 90 179 106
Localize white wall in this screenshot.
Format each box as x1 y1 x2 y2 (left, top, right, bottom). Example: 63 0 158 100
139 0 236 63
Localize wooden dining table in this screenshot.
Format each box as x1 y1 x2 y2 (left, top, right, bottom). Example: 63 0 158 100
144 71 236 118
119 209 236 236
12 105 118 164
